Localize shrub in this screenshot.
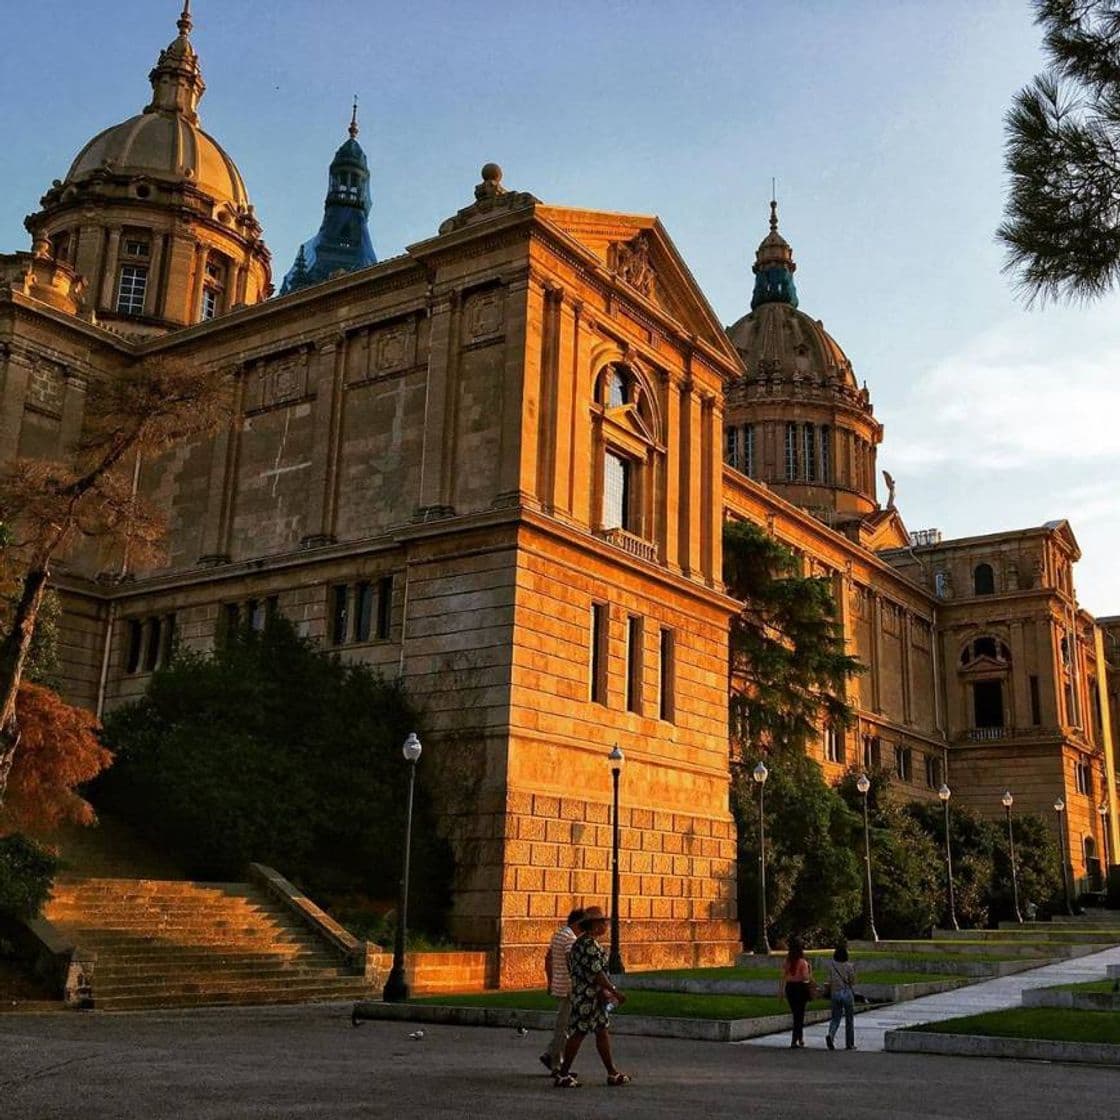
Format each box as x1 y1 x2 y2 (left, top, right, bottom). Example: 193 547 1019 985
0 833 59 919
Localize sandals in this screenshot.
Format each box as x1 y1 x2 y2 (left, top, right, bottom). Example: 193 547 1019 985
554 1073 580 1089
607 1072 632 1086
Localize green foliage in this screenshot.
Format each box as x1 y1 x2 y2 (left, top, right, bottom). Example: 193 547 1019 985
725 520 862 754
733 749 862 947
0 589 60 689
991 810 1062 920
96 617 452 932
0 833 59 919
1000 1 1120 302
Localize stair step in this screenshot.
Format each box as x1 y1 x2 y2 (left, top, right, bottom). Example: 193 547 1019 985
93 984 373 1011
95 972 363 997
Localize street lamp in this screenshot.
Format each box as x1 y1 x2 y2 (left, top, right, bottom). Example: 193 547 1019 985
608 744 625 975
856 773 879 942
752 760 770 954
1002 790 1023 924
1054 796 1075 916
1099 801 1112 870
938 783 959 930
382 732 423 1003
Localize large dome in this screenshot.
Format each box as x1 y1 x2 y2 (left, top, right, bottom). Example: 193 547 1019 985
65 113 250 209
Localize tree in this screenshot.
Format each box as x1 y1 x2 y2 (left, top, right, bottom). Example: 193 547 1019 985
999 1 1120 302
725 519 864 945
95 617 453 932
0 357 231 805
0 682 113 835
724 519 862 755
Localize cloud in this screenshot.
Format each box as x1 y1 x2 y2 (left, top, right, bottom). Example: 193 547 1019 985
882 305 1120 471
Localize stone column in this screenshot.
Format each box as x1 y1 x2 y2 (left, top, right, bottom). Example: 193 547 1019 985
416 289 458 519
198 368 245 565
98 227 122 310
568 304 592 525
494 273 533 507
145 236 165 318
902 610 914 724
661 370 680 571
0 345 30 460
59 368 88 453
301 335 346 547
870 591 883 714
189 242 208 324
535 283 564 515
679 378 703 577
548 292 576 519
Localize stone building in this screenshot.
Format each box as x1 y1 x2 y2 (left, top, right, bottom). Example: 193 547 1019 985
1 7 1116 980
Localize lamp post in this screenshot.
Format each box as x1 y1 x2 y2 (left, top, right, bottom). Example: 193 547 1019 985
752 760 770 954
382 732 422 1003
856 773 879 942
1099 801 1112 871
1055 796 1075 915
1002 790 1023 924
938 783 959 930
608 744 625 975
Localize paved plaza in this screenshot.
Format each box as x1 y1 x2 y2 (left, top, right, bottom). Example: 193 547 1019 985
0 1001 1115 1120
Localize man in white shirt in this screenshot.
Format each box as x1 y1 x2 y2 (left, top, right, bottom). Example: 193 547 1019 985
539 907 585 1074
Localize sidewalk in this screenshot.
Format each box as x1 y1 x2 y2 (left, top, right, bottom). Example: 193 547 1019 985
744 943 1120 1052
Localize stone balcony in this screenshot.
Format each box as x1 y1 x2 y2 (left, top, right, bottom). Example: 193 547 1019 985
596 527 658 563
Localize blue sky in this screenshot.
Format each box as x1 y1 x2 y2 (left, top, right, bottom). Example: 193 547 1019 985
2 1 1115 612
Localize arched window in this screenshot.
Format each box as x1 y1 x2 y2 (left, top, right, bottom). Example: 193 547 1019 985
973 563 995 595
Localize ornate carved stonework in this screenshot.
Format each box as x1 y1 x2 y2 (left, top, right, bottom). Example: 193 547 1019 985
612 232 655 297
463 289 504 342
245 349 310 412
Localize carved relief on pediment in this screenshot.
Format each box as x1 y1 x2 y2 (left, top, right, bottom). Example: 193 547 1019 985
463 288 504 343
611 232 655 298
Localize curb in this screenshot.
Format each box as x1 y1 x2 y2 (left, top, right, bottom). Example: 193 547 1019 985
884 1028 1120 1066
624 974 964 1002
1022 987 1120 1011
350 1000 834 1042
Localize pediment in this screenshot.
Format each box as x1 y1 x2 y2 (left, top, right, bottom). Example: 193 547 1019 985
961 655 1010 675
863 508 911 552
535 205 741 367
604 400 656 445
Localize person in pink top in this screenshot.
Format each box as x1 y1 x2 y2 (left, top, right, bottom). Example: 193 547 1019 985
778 936 813 1048
539 907 585 1074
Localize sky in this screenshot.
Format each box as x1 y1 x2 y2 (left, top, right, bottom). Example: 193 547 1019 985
1 1 1115 613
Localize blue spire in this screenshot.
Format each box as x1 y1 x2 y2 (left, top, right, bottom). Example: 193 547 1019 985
281 101 377 296
750 199 798 310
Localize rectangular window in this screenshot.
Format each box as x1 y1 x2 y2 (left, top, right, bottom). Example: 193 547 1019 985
247 599 266 632
603 451 631 531
819 425 831 483
802 423 817 482
894 744 912 782
824 726 843 764
925 754 942 790
376 576 393 640
265 595 280 624
142 617 161 673
123 238 150 257
125 620 143 674
626 615 643 715
785 423 797 480
222 602 240 641
659 627 675 722
862 734 881 770
330 585 349 647
116 264 148 315
1076 759 1092 796
201 287 219 321
354 581 373 642
590 602 608 705
725 426 742 470
1029 674 1041 726
744 425 755 478
974 680 1004 728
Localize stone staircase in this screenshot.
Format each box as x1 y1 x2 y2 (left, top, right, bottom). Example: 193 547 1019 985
45 877 374 1011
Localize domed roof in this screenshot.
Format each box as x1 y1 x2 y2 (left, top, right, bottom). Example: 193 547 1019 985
65 114 250 208
59 2 250 211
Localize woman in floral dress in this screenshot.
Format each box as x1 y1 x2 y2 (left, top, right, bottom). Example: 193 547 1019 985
553 906 631 1087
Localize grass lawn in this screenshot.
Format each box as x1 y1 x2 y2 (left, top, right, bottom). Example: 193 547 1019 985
637 966 955 985
917 1008 1120 1045
411 988 827 1021
1052 980 1120 994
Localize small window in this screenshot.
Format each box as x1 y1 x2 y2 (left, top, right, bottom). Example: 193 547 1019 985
925 753 942 790
819 426 831 484
590 603 609 705
201 287 219 321
123 238 150 257
605 367 630 408
116 264 148 315
626 615 643 715
247 599 266 632
222 602 241 640
376 576 393 640
725 426 743 470
802 423 817 482
659 628 675 722
265 595 280 624
603 451 632 531
862 734 881 770
125 620 143 674
1076 759 1092 796
973 563 995 595
1030 675 1041 726
142 618 161 673
824 725 843 764
354 581 373 642
785 423 798 480
744 425 756 478
330 585 348 646
51 231 71 261
894 744 912 782
974 680 1004 728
